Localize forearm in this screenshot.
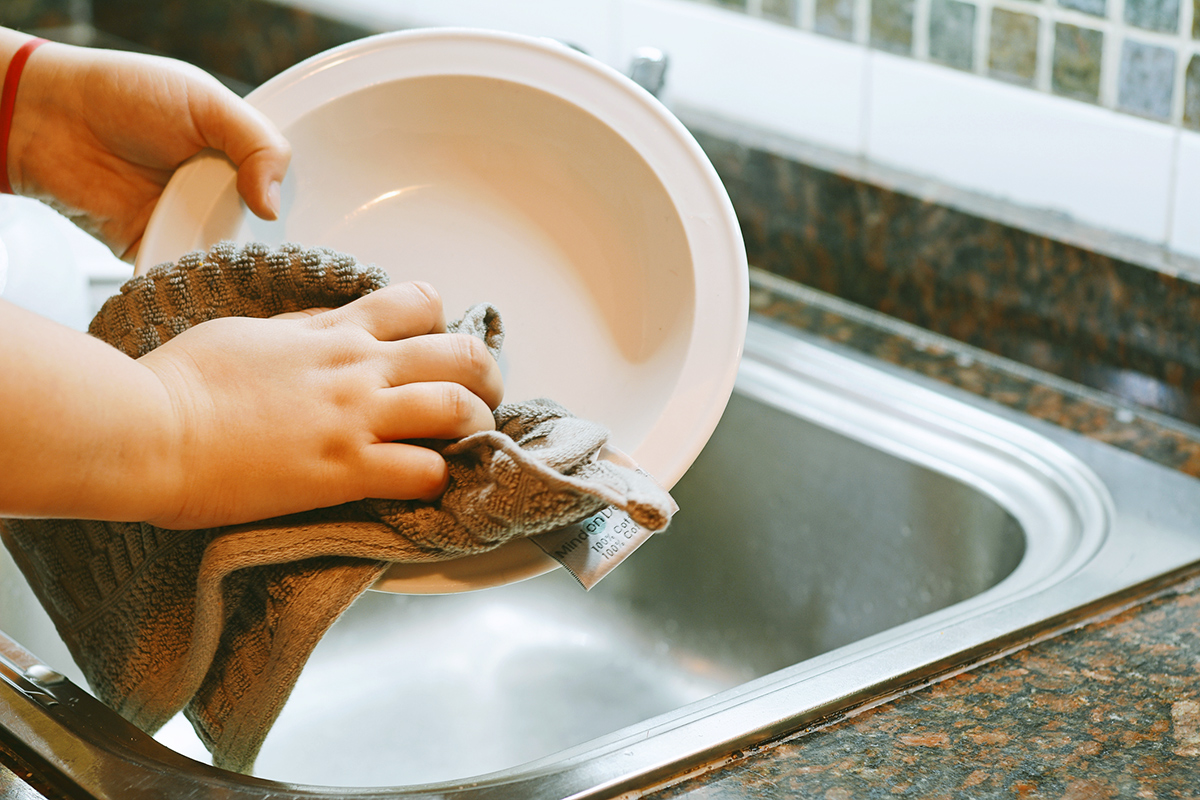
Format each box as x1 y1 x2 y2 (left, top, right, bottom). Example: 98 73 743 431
0 299 178 522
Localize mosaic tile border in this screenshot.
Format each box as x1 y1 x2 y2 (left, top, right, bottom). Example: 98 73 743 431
695 0 1200 127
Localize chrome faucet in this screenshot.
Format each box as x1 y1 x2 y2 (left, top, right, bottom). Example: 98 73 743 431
627 46 669 97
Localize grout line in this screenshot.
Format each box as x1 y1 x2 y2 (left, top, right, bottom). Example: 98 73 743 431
1036 10 1056 93
854 0 872 45
1103 0 1123 109
859 43 875 158
1163 126 1182 247
974 0 992 76
913 0 932 60
1170 39 1185 127
1173 0 1194 127
798 0 816 30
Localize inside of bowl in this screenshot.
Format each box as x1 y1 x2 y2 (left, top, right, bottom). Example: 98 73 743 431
229 74 696 455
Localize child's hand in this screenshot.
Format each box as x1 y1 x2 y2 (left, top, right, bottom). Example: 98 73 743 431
0 283 503 530
137 282 504 529
3 33 290 260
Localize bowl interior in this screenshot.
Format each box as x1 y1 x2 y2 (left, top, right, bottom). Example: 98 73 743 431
228 74 695 450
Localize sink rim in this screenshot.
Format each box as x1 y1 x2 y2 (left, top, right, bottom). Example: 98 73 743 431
734 324 1113 608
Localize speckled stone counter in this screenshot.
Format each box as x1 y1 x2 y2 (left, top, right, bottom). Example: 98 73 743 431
745 271 1200 479
650 577 1200 798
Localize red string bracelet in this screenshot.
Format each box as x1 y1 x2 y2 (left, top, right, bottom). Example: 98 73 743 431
0 37 48 195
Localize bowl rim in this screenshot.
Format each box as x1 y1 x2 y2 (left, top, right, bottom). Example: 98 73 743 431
136 27 748 593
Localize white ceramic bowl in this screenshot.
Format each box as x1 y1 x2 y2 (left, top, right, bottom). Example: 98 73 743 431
136 28 748 593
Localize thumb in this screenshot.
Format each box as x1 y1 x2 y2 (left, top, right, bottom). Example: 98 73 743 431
234 135 291 221
192 82 292 220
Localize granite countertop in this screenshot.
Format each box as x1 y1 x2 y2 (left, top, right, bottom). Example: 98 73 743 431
642 270 1200 798
652 580 1200 798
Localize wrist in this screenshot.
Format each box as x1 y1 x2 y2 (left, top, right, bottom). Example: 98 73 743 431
130 357 194 529
0 32 49 196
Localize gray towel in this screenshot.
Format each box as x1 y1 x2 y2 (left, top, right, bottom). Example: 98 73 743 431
1 241 674 773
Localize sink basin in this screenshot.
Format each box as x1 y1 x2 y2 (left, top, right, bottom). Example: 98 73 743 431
4 317 1200 799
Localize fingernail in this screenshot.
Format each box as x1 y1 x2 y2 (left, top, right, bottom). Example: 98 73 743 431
267 180 282 219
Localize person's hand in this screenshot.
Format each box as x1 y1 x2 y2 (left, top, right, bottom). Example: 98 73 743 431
0 283 503 530
137 282 504 529
2 33 290 260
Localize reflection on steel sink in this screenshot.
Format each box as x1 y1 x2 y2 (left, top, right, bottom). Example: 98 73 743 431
4 318 1200 799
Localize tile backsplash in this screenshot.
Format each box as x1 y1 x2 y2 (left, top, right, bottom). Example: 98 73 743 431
7 0 1197 261
693 0 1200 127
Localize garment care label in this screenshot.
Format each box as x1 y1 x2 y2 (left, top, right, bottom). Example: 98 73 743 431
530 449 678 591
530 504 654 590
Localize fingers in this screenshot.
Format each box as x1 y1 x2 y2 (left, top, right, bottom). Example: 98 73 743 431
360 444 450 502
308 282 505 505
380 334 504 410
303 283 501 410
320 285 501 408
313 279 504 421
372 382 497 442
359 379 500 504
356 379 500 500
313 282 447 340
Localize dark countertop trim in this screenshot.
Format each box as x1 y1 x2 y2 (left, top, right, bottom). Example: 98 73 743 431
746 269 1200 479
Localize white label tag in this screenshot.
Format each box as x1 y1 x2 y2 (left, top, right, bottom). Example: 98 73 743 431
531 505 658 591
530 450 677 591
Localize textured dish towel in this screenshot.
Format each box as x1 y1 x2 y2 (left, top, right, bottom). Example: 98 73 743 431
1 241 674 774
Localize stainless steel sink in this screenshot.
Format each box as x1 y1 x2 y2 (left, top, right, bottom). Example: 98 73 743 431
4 317 1200 799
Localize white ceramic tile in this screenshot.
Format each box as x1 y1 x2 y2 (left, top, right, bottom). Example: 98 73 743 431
1169 132 1200 260
866 51 1176 244
268 1 1189 251
282 0 619 63
619 0 868 155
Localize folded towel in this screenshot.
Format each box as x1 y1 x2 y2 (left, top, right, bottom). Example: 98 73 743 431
1 241 674 773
